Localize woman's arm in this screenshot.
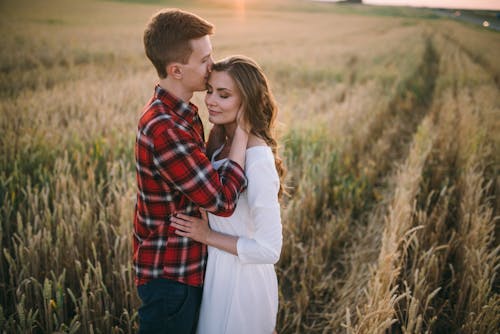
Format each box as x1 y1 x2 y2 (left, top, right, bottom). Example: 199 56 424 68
236 155 282 264
171 152 283 264
170 210 239 256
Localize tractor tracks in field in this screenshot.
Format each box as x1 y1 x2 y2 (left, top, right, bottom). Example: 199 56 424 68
349 29 498 332
441 32 500 90
352 33 441 232
326 35 442 329
358 36 439 182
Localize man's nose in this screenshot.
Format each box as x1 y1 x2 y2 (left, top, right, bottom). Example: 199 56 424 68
208 56 214 72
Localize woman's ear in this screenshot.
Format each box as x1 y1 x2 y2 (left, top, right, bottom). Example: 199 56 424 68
167 63 183 79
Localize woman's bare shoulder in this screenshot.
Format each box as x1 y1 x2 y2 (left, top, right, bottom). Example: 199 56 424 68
247 133 267 148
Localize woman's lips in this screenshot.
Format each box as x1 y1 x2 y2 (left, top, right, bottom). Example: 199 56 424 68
208 109 221 116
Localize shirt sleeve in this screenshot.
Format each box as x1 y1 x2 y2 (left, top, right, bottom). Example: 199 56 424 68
152 124 247 217
236 153 283 264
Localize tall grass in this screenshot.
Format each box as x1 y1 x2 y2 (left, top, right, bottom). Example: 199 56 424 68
1 0 499 333
344 25 499 334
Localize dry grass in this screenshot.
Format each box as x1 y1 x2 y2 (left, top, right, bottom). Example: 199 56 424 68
1 0 499 333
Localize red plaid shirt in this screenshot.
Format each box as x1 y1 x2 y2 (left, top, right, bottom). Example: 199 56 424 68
134 85 247 287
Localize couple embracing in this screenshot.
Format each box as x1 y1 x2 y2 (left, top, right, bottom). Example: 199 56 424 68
133 8 284 334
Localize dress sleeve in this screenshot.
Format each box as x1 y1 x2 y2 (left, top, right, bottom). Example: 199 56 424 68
237 153 283 264
152 125 247 217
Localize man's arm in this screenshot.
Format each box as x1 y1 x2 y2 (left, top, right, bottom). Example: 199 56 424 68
152 125 247 216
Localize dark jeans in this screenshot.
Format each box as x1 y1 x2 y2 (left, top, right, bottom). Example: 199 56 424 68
137 278 202 334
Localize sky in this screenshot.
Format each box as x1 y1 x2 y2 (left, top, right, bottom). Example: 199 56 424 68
363 0 500 10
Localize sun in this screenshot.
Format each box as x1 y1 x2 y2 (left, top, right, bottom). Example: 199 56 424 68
235 0 246 21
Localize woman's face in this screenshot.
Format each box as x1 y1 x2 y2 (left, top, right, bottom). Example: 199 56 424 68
205 70 241 126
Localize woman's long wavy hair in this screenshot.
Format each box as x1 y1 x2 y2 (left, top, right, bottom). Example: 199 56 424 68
212 55 286 198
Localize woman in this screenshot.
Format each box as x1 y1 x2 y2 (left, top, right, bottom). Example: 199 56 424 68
170 55 285 334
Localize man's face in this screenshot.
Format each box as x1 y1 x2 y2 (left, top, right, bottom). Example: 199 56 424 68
181 35 213 92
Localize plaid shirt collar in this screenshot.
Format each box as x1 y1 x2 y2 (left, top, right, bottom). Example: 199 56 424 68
154 84 199 124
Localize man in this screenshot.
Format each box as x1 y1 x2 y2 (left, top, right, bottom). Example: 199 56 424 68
135 9 249 333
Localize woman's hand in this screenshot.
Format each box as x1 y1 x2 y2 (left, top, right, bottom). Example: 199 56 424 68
170 209 211 244
236 103 251 133
172 209 239 255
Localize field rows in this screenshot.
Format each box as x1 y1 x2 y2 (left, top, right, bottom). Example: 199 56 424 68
1 0 498 333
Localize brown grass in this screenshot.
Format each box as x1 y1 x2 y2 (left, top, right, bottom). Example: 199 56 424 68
1 0 498 333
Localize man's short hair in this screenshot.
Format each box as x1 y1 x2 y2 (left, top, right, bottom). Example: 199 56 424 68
144 9 214 78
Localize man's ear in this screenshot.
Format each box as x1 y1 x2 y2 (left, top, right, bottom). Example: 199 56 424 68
167 63 183 79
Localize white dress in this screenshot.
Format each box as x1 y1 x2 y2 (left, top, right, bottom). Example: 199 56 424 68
196 145 282 334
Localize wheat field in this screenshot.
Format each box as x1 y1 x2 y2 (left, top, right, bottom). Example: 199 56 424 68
0 0 499 333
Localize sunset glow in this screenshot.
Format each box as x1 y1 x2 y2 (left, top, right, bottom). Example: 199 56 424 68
235 0 246 20
363 0 500 10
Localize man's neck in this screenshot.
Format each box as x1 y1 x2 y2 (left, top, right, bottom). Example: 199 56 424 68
158 77 193 103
